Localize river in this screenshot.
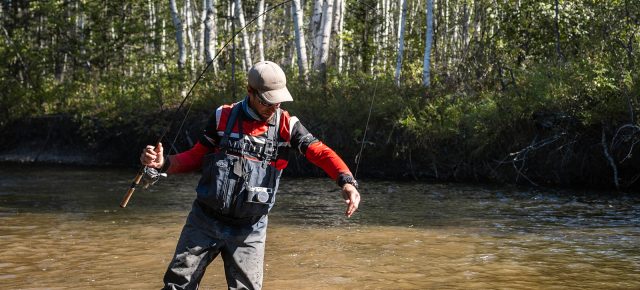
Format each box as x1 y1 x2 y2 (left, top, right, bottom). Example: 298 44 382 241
0 164 639 289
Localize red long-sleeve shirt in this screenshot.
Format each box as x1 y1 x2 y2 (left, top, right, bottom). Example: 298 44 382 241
167 102 351 181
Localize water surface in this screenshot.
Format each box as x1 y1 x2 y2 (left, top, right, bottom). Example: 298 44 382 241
0 165 639 289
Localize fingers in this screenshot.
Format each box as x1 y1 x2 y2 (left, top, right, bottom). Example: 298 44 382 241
140 145 158 166
155 142 163 154
343 188 361 218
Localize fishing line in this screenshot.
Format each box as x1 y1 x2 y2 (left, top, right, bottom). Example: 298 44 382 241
350 0 382 179
120 0 293 208
160 0 293 151
122 0 381 206
354 74 378 179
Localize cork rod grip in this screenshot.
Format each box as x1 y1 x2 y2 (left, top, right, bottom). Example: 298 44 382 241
120 171 144 208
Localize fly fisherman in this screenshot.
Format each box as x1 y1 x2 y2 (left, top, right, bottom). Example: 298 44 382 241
140 61 361 290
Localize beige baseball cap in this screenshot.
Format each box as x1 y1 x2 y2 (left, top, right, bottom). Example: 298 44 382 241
248 61 294 104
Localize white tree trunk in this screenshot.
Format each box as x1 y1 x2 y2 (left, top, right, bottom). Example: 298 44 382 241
234 0 253 71
395 0 407 86
310 0 323 68
184 0 196 69
472 0 481 50
333 0 345 73
148 0 156 73
147 0 155 73
451 0 459 62
227 1 234 33
204 0 218 73
423 0 434 87
292 0 309 80
169 0 186 68
256 0 265 62
77 0 87 69
283 4 294 68
314 0 333 72
196 0 205 65
442 0 448 70
161 18 167 71
381 0 391 71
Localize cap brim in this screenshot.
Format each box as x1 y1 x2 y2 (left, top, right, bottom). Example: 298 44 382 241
259 87 294 104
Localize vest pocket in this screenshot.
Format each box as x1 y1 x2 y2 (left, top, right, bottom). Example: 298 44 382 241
196 152 241 215
231 159 282 218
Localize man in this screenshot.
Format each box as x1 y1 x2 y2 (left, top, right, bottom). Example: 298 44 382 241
140 61 361 290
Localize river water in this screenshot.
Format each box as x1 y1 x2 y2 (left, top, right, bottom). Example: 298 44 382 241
0 164 639 289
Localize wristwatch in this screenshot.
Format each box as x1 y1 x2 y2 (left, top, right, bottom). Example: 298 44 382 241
337 174 359 189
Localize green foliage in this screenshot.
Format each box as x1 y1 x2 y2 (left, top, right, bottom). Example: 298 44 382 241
0 0 639 184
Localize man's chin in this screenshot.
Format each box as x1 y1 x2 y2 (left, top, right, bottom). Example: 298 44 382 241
260 113 274 122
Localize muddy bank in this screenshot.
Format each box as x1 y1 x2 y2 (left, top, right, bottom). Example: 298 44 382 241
0 114 160 167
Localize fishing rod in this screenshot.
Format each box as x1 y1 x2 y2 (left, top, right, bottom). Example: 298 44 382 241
120 0 293 208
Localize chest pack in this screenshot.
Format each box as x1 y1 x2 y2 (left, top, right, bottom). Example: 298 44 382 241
195 104 283 222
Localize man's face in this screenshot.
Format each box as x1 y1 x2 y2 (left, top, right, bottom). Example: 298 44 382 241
249 89 280 121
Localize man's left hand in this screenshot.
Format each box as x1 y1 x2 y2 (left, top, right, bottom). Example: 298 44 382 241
341 184 361 218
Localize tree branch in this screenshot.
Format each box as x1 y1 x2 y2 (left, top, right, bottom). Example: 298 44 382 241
602 126 620 189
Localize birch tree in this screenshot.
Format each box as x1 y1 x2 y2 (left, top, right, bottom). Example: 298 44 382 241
198 0 206 64
314 0 334 73
292 0 309 80
423 0 434 87
333 0 345 73
310 0 323 67
554 0 565 62
256 0 265 62
234 0 252 71
282 5 294 68
395 0 407 86
204 0 218 73
184 0 196 69
147 0 156 73
169 0 186 68
380 0 391 71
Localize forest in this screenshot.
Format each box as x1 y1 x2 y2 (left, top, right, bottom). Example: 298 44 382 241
1 0 639 189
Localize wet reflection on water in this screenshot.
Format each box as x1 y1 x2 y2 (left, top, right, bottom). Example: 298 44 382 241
0 164 639 289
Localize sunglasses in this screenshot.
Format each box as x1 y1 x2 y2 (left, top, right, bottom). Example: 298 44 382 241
254 93 280 108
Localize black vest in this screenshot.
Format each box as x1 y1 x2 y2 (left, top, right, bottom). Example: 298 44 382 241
195 104 283 221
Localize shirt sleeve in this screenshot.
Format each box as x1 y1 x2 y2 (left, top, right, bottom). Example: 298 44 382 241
166 141 211 174
289 119 352 180
305 141 352 180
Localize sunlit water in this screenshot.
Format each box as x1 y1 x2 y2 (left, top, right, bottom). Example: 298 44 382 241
1 164 639 289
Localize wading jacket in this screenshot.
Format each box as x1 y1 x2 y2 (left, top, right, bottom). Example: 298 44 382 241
165 98 352 220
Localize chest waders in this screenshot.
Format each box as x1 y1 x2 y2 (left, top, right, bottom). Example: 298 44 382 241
195 104 282 222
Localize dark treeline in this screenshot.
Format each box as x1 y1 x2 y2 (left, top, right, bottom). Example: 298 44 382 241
0 0 639 189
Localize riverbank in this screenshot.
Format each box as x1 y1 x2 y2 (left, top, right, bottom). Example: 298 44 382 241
1 111 638 190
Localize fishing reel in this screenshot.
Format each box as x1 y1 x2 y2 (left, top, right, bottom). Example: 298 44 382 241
142 166 167 188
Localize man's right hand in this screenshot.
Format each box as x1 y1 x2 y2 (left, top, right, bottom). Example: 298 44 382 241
140 142 164 169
